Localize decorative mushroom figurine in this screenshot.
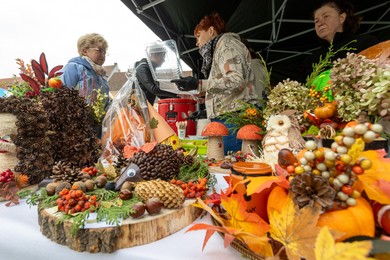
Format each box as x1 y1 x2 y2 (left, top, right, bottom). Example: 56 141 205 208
236 124 262 156
201 122 228 161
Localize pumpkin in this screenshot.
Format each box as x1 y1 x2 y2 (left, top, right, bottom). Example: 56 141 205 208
314 102 337 119
266 185 289 217
267 186 375 241
317 197 375 241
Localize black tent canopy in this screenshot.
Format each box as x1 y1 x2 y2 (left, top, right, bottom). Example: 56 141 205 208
121 0 390 84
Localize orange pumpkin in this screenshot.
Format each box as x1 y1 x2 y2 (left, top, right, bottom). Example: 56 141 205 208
314 102 337 119
266 185 289 216
317 197 375 241
267 186 375 241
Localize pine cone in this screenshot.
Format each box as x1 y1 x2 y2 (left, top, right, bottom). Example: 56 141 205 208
114 151 129 174
290 172 336 210
134 180 185 209
51 161 83 184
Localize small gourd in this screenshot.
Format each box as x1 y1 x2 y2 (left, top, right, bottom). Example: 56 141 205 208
314 101 337 119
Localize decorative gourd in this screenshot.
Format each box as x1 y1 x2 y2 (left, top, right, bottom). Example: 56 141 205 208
314 102 337 119
266 185 289 217
267 186 375 241
317 197 375 241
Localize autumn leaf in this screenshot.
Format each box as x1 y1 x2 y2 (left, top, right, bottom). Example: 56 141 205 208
315 226 372 260
189 196 273 257
269 193 321 260
356 150 390 204
246 175 290 196
149 117 159 129
376 179 390 197
123 145 140 158
140 141 157 153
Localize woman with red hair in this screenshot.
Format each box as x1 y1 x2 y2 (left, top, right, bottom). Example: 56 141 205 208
172 13 260 154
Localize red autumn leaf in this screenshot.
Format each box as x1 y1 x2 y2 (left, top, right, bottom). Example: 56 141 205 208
140 141 157 153
48 65 63 79
19 73 40 94
39 52 48 75
31 59 45 85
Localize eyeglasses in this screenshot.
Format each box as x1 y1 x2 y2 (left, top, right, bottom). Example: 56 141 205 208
89 47 109 57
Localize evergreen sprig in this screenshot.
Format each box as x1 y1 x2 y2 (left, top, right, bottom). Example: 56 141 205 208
305 40 357 88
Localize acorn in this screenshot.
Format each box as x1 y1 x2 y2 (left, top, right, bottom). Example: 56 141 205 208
145 197 163 215
84 179 95 191
121 181 134 191
130 202 146 218
46 182 58 196
95 175 107 188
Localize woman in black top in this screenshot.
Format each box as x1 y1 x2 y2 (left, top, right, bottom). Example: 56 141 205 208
303 0 378 82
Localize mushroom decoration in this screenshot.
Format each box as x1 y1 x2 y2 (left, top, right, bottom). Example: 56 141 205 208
201 122 228 161
236 124 262 156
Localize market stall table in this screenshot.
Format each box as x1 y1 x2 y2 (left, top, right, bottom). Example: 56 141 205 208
0 173 242 260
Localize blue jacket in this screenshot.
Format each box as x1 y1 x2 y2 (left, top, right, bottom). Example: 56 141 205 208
61 56 110 106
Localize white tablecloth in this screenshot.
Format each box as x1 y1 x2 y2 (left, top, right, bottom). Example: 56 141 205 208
0 174 243 260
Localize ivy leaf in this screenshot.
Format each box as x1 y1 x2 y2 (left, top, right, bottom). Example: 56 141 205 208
269 193 321 260
315 226 372 260
149 117 159 129
355 150 390 204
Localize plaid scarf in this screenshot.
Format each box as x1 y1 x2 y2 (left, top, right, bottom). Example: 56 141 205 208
199 33 223 78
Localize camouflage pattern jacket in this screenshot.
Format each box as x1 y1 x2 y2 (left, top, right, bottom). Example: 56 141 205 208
199 33 260 118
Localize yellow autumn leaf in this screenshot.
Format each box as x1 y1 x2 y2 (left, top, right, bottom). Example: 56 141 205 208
315 226 373 260
356 150 390 204
269 193 321 260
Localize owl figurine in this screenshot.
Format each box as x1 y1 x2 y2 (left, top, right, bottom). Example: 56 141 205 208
262 110 305 165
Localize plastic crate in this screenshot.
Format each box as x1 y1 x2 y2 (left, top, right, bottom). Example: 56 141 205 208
181 139 208 155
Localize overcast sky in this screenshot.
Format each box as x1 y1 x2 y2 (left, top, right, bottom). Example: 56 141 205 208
0 0 171 79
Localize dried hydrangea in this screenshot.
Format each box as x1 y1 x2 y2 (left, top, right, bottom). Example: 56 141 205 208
331 52 388 121
263 79 314 123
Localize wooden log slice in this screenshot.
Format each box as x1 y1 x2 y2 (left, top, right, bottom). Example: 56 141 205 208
38 200 203 253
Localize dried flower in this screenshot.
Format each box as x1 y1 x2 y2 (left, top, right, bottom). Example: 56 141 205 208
331 53 389 121
264 79 314 124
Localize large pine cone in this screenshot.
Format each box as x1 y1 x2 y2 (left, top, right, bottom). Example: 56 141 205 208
51 161 83 184
134 180 185 209
290 172 336 210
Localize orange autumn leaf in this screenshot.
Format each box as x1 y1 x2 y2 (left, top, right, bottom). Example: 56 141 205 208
376 179 390 198
315 226 372 260
246 175 290 196
356 149 390 204
140 141 157 153
123 145 140 158
189 196 273 257
269 193 322 260
220 189 273 256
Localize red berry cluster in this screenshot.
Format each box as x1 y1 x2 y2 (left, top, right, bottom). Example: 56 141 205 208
56 188 98 214
170 178 207 199
24 91 39 99
81 166 98 177
0 169 15 183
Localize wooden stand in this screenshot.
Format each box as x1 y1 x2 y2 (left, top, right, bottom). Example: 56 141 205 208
38 200 203 253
